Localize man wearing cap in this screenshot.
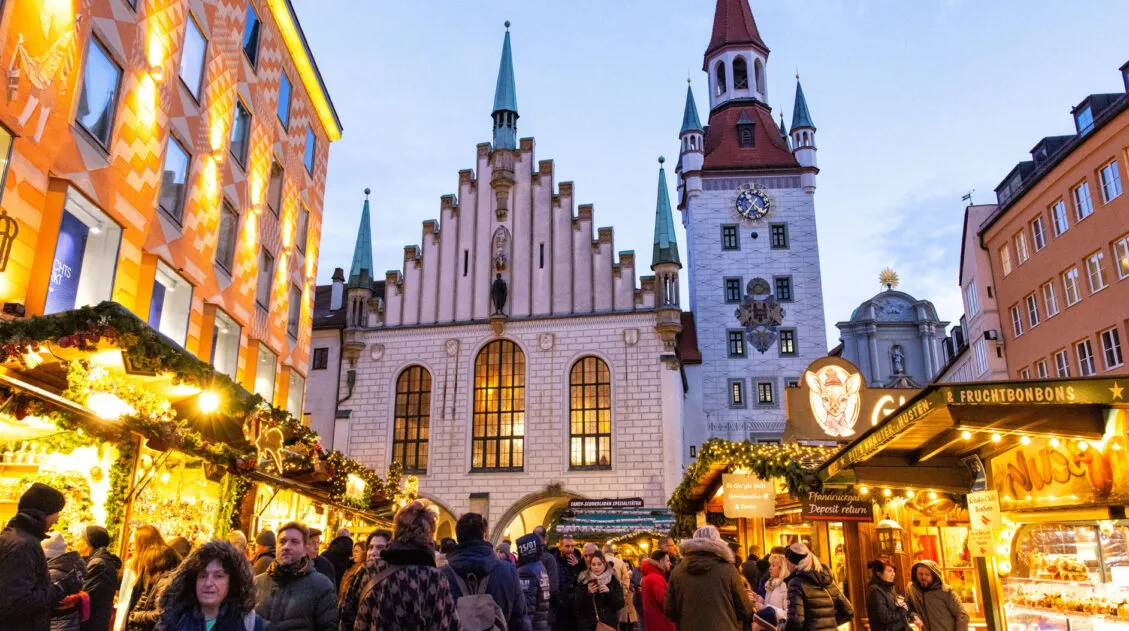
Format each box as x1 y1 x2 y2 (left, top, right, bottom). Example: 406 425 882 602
0 482 82 631
76 525 121 631
252 530 276 574
307 527 338 587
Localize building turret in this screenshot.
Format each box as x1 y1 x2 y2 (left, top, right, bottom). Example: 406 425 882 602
491 21 518 151
346 188 375 329
651 157 682 352
678 81 704 207
790 78 817 193
779 112 790 150
703 0 770 111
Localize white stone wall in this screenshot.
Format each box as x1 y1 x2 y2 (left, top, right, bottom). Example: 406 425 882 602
343 312 679 537
305 328 343 449
681 176 828 443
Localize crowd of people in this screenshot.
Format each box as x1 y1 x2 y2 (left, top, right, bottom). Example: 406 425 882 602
0 482 971 631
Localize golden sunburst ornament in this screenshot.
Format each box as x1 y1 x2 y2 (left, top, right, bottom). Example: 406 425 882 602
879 268 900 290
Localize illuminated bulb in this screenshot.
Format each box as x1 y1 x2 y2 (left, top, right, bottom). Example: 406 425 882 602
998 560 1012 575
1050 437 1060 448
996 544 1009 555
1020 435 1031 445
88 392 134 420
859 486 870 495
906 490 915 498
198 391 221 414
1078 440 1089 451
928 492 938 500
1114 443 1123 451
961 430 972 440
882 488 892 497
160 472 170 484
991 433 1002 443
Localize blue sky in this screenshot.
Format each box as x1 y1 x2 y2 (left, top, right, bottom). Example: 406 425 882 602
295 0 1129 347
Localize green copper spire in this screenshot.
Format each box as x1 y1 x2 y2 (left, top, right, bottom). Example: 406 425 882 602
779 112 791 150
680 81 702 134
492 21 519 150
651 157 681 269
791 78 815 131
348 188 374 288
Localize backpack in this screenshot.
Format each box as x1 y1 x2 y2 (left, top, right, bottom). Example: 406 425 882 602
449 571 508 631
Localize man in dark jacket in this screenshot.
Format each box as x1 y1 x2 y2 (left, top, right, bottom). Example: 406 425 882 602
552 535 583 631
742 546 762 591
531 525 559 625
307 528 338 589
76 525 121 631
252 530 276 575
440 513 526 631
253 522 338 631
320 535 354 587
906 560 969 631
0 482 81 631
516 533 550 631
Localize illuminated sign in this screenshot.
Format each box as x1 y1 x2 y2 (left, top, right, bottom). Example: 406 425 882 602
721 474 775 519
806 364 862 437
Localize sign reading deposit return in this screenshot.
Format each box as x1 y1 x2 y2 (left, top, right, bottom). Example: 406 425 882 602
721 474 776 519
800 492 874 522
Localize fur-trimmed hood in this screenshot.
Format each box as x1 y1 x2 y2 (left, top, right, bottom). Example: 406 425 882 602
679 537 734 576
158 540 256 629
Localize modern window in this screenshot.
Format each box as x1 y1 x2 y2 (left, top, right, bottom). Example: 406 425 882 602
148 261 192 346
1087 251 1107 293
277 72 292 128
178 15 207 99
304 126 317 174
1077 339 1096 377
733 56 749 90
774 276 793 302
210 309 240 380
1074 182 1094 221
472 340 525 470
1025 293 1039 328
770 223 789 249
311 347 329 370
1036 359 1049 379
286 284 301 339
569 356 612 469
1051 201 1069 236
721 225 739 251
1054 349 1071 377
973 339 988 376
296 206 310 254
964 281 979 316
1101 328 1124 369
393 365 431 473
267 159 284 216
242 3 262 67
1018 367 1031 380
77 38 122 147
1076 106 1094 134
230 101 251 167
215 202 238 273
1116 234 1129 280
999 245 1012 276
44 191 123 314
1063 267 1081 306
1100 161 1122 203
727 330 746 358
285 370 304 419
256 249 274 309
1010 304 1023 338
724 277 742 303
715 62 726 96
158 136 191 223
1031 217 1046 252
728 379 745 408
779 329 796 356
254 342 277 403
757 382 774 405
1042 281 1059 318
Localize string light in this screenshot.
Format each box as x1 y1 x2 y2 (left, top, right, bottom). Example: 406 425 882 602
882 488 892 497
905 490 915 498
1050 437 1060 448
1020 435 1031 445
198 391 221 414
991 433 1002 443
928 492 938 500
859 486 870 495
1078 440 1089 451
961 430 972 440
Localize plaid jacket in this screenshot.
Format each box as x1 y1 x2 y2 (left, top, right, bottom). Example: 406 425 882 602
353 544 456 631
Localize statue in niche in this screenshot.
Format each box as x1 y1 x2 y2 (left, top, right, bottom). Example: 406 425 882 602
891 345 906 375
491 273 508 315
492 226 511 271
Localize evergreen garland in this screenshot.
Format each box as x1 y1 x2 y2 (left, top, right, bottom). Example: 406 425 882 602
105 439 136 545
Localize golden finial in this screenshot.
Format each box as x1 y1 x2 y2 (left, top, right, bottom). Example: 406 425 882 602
879 268 900 291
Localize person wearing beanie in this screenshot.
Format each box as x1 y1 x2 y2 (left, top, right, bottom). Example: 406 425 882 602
517 533 551 631
0 481 80 631
43 532 87 631
251 530 275 575
782 542 853 631
77 525 121 631
664 525 753 631
866 560 912 631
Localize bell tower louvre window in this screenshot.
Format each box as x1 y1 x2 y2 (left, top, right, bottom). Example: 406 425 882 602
733 56 749 90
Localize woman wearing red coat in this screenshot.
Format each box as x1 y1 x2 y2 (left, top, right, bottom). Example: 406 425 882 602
640 550 676 631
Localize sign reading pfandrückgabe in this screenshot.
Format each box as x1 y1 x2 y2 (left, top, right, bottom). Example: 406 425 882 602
800 491 874 522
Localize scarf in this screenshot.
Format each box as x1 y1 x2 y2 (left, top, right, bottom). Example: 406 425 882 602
578 567 613 587
267 556 310 582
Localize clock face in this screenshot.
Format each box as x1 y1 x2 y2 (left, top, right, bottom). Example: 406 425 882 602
734 184 772 223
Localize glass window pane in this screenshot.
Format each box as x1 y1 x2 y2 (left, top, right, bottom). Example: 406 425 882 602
215 203 238 272
158 137 190 222
256 249 273 308
473 340 525 469
178 17 207 98
231 102 251 166
287 285 301 338
296 207 309 253
242 4 261 66
268 160 284 215
277 73 292 127
77 39 122 146
304 126 316 174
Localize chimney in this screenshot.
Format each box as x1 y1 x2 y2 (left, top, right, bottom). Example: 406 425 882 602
330 267 345 311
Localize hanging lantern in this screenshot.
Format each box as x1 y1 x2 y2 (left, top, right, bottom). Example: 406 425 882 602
877 515 904 554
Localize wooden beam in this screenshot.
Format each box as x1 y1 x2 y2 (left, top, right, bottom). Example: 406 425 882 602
851 463 971 494
948 405 1106 439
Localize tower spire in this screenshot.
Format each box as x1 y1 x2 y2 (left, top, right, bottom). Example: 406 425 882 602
491 21 519 150
348 188 374 288
704 0 769 69
652 157 681 269
791 79 814 131
779 112 790 149
680 81 703 134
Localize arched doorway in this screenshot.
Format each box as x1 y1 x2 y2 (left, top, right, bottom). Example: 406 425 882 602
492 488 584 544
420 495 459 542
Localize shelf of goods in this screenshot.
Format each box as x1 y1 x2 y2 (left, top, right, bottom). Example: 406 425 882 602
127 448 221 546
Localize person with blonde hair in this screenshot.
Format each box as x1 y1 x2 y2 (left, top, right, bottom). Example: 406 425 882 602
761 553 789 617
783 542 853 631
664 525 753 631
225 530 249 559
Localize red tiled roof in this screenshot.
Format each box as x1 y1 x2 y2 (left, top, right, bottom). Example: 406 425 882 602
702 104 799 171
678 312 702 364
704 0 769 69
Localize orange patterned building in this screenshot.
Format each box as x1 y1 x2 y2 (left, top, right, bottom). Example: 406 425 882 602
0 0 340 415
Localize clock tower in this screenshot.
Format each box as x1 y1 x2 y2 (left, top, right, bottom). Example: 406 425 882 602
677 0 828 446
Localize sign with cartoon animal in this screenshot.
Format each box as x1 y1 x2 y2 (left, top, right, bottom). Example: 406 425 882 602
806 364 862 437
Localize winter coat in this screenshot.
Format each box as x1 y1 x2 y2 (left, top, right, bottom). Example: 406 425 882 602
763 576 789 617
353 540 456 631
867 576 912 631
312 556 338 590
573 571 624 631
321 538 353 588
517 558 550 631
741 558 762 594
82 548 122 631
252 558 338 631
440 539 526 631
336 560 384 631
48 551 87 631
552 548 584 631
155 538 261 631
664 537 753 631
605 554 637 624
906 561 968 631
162 608 265 631
784 568 853 631
128 570 175 631
540 548 559 624
639 559 675 631
0 512 78 631
251 551 274 576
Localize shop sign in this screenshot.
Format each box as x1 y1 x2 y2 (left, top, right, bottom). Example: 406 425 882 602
968 529 994 557
824 395 936 478
799 491 873 522
44 211 88 314
721 474 775 519
989 432 1129 511
942 380 1128 406
568 497 644 510
967 490 1001 530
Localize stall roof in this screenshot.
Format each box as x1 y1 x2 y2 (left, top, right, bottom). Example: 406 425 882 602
818 377 1126 492
249 471 394 527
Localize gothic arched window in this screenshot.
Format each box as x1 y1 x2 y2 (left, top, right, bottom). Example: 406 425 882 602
472 340 526 470
715 62 727 96
754 58 766 95
392 365 431 473
569 356 612 469
733 56 749 90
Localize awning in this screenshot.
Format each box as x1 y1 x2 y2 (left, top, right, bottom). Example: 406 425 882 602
555 508 674 540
